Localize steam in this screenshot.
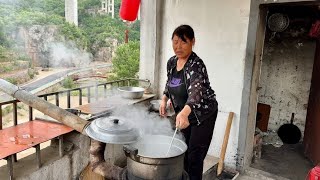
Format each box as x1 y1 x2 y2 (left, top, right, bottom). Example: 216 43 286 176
0 1 93 69
111 105 184 140
48 42 92 68
0 0 18 4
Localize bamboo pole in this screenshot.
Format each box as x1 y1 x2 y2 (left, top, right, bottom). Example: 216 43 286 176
217 112 234 176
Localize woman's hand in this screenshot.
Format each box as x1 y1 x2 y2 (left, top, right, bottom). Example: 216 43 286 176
176 105 191 129
159 99 167 117
176 112 189 129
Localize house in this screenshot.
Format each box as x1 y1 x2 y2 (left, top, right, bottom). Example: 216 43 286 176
1 0 319 179
138 0 320 178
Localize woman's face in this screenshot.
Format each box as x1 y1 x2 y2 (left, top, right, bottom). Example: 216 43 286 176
172 35 194 59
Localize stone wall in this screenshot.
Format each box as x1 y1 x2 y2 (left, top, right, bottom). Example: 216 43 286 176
258 38 315 134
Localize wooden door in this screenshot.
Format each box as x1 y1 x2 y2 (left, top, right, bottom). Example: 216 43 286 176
304 39 320 164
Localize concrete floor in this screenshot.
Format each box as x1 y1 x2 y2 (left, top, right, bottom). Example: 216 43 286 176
251 143 314 180
237 175 258 180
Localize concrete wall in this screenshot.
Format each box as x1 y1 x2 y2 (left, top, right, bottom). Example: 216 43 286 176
65 0 78 26
139 0 162 94
236 0 318 169
140 0 251 167
139 0 319 170
159 0 251 168
0 132 91 180
258 39 316 134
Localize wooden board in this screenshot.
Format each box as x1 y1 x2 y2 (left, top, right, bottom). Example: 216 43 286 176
256 103 271 132
79 164 104 180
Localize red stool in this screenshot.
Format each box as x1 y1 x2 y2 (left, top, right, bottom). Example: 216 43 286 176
308 165 320 180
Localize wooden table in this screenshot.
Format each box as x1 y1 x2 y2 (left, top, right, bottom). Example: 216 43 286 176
0 120 73 179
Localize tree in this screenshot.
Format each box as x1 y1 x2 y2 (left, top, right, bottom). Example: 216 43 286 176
0 0 140 65
110 41 139 80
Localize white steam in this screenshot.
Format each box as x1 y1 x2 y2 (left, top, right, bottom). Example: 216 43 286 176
111 105 184 140
48 42 92 68
0 0 18 4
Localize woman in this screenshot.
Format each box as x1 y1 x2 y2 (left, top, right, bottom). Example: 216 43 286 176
160 25 218 180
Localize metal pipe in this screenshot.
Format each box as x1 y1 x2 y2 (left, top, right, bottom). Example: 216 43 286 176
89 140 123 179
0 79 89 134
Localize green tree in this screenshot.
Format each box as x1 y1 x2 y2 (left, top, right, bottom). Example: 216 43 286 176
0 0 140 65
60 23 89 49
110 41 140 80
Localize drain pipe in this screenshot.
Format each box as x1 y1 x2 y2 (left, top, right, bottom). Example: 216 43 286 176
0 79 89 133
90 140 124 179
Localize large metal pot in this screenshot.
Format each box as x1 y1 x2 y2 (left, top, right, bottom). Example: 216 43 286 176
149 99 161 111
123 135 187 180
118 86 145 99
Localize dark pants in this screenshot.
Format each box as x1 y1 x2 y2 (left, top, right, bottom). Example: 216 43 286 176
181 109 218 180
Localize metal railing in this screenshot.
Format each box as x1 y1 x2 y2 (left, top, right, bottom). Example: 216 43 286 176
0 78 150 130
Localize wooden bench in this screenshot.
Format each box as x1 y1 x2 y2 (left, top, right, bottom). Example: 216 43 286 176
0 120 73 179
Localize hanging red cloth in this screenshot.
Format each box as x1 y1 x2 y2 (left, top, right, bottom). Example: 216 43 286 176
309 20 320 38
120 0 140 21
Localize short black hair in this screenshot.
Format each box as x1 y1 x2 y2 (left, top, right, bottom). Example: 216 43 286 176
171 25 195 42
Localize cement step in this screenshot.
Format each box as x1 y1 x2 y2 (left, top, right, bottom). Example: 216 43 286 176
241 167 291 180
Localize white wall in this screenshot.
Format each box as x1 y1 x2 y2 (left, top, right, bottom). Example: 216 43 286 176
258 39 315 134
65 0 78 26
156 0 251 167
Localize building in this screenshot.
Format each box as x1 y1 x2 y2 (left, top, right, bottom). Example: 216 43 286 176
139 0 320 177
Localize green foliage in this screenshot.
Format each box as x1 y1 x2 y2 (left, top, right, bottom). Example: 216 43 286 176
2 65 13 73
82 15 126 42
110 41 140 80
0 46 7 59
0 0 140 66
18 55 32 62
1 105 13 117
128 21 140 42
80 14 140 55
43 0 65 17
79 0 101 13
28 68 36 79
114 0 121 20
62 77 76 89
5 78 17 85
60 23 89 49
0 30 11 48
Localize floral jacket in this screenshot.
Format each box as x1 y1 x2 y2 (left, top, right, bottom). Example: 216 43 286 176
163 52 218 125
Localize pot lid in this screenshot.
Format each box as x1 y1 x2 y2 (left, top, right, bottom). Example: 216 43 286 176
85 116 139 144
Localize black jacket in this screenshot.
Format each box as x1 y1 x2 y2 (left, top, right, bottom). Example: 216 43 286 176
163 52 218 125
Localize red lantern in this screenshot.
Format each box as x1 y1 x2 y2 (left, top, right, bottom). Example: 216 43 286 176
307 165 320 180
120 0 140 21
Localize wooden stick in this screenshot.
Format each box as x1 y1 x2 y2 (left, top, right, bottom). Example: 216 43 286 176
217 112 234 176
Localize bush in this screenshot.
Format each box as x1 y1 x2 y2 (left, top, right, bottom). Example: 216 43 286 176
1 105 13 117
28 68 36 79
62 77 76 89
18 55 32 61
109 41 140 81
5 78 18 85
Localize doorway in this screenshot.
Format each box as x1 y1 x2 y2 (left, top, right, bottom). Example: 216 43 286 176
249 3 320 180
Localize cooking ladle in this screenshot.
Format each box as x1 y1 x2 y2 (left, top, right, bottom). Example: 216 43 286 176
166 122 180 156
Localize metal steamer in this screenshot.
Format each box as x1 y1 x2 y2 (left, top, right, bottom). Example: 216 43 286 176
123 135 187 180
85 116 189 180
